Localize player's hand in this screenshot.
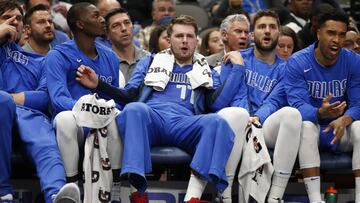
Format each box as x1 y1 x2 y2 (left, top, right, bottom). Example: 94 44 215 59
223 51 244 65
76 65 98 89
324 115 353 144
0 16 18 43
248 116 261 127
317 94 347 119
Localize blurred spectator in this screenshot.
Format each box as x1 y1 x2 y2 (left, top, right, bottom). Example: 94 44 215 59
210 0 247 26
297 3 334 48
199 27 224 56
343 30 360 54
206 14 250 66
148 24 170 53
105 8 149 86
276 26 298 60
138 0 176 50
312 0 342 11
18 28 29 47
118 0 152 26
210 0 284 26
90 0 121 17
23 0 70 47
24 0 72 33
283 0 312 33
22 4 55 55
92 0 122 48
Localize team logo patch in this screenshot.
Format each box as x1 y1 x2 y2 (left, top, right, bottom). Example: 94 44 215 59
252 136 262 153
94 136 99 148
98 188 111 203
101 158 111 170
252 165 264 184
92 170 99 183
100 127 108 138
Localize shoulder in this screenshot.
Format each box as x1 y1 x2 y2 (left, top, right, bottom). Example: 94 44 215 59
287 45 313 67
206 51 224 65
340 48 360 72
135 46 150 60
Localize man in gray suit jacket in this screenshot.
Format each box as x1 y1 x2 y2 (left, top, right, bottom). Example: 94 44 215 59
206 14 250 67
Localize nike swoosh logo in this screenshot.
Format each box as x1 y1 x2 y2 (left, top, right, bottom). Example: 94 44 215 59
77 59 82 63
310 177 319 181
304 68 312 73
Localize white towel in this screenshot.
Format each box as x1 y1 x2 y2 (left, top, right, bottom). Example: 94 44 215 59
72 94 120 203
144 49 213 91
186 54 213 89
83 128 113 203
238 124 274 203
72 94 120 129
144 49 174 91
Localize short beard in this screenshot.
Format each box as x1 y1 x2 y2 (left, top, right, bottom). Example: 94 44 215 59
254 37 278 52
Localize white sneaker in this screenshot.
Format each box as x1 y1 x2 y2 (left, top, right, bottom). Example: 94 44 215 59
0 194 13 200
53 183 81 203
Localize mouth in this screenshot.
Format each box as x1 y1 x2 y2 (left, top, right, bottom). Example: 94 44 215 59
329 45 340 55
239 41 247 48
121 34 130 38
44 31 54 36
181 47 189 52
263 37 271 44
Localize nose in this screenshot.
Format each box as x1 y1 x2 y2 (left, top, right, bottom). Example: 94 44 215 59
283 46 289 53
181 36 188 44
219 40 224 46
240 31 248 39
120 23 127 31
333 35 340 44
99 16 105 24
265 26 271 34
45 20 51 27
11 18 19 27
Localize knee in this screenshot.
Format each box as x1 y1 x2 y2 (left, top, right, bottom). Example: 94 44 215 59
281 107 302 123
54 111 78 139
122 102 150 116
206 114 234 136
301 121 318 144
218 107 249 123
204 114 225 125
218 107 249 134
351 121 360 144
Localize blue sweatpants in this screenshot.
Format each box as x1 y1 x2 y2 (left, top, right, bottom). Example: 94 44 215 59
15 106 66 203
0 91 16 197
117 102 234 194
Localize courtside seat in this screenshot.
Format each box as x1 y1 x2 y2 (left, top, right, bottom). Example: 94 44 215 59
268 149 352 171
175 2 209 30
320 152 352 170
151 146 192 165
150 146 192 180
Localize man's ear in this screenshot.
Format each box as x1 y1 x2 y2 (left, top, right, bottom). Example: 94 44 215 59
76 20 84 30
221 31 228 43
23 24 31 35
